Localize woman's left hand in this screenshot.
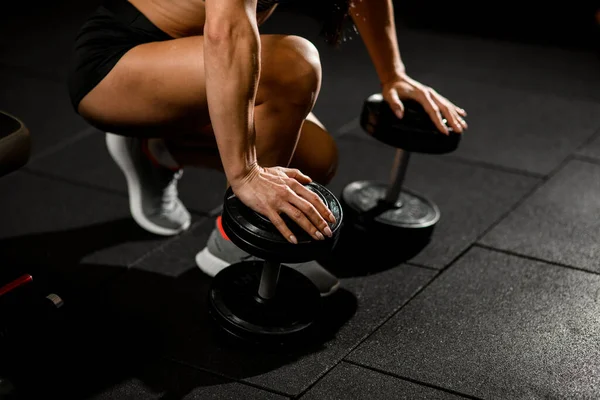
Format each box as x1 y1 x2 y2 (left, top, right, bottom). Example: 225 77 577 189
381 74 468 135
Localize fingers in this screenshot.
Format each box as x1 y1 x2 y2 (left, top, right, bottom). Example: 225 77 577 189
418 90 449 135
268 211 299 245
436 100 465 133
281 167 312 184
283 180 333 240
288 179 336 224
387 89 405 119
415 87 468 134
279 202 326 242
429 90 468 134
266 182 334 244
286 185 334 239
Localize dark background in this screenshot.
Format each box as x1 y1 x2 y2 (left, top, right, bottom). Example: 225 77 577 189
1 1 600 400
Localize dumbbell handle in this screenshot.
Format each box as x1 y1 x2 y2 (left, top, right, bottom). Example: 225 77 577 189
258 260 281 300
384 149 411 204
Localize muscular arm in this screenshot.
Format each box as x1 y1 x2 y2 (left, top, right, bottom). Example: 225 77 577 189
204 0 261 184
349 0 467 133
349 0 405 85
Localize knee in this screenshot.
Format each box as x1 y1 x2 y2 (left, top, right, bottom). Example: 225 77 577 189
267 36 322 106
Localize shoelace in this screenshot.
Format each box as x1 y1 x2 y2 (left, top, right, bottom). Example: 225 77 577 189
160 169 183 213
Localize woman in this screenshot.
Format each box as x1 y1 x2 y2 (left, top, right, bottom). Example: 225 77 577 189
68 0 467 296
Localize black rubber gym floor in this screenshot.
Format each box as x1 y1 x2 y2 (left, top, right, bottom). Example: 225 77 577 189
2 2 600 399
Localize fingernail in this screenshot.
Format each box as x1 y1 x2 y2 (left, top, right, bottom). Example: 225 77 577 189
315 231 324 240
328 213 336 223
396 111 403 119
289 235 298 244
324 227 333 237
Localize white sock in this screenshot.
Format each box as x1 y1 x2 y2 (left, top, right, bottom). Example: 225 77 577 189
145 138 180 170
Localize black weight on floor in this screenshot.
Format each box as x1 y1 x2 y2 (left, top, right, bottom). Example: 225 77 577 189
209 182 343 344
340 93 465 242
341 181 440 232
209 261 320 344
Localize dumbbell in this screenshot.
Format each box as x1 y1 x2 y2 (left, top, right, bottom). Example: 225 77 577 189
340 93 463 241
208 182 343 345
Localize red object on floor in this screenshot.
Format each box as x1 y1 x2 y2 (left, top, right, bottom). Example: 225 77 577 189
0 274 33 297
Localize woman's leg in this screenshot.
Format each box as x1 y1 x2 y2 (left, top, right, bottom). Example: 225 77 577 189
79 34 323 235
78 31 339 295
165 112 339 185
79 34 321 167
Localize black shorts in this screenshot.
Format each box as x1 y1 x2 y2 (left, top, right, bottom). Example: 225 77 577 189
67 0 173 113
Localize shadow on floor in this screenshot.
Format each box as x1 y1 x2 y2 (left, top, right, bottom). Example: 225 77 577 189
320 223 432 278
87 265 358 381
0 219 357 399
0 218 160 297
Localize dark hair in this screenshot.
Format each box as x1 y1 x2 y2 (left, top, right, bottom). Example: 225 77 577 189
321 0 353 47
281 0 355 47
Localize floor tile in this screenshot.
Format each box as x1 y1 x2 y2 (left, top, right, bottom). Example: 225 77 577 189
300 362 466 399
327 138 539 269
480 160 600 273
93 219 436 397
4 303 285 400
0 171 185 297
348 247 600 400
87 359 288 400
576 131 600 160
27 132 227 215
344 75 600 176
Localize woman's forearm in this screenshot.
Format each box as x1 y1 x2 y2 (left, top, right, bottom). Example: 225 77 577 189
204 17 261 184
350 0 406 84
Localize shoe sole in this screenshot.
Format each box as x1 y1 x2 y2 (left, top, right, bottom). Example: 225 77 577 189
106 133 191 236
195 247 230 277
196 248 339 297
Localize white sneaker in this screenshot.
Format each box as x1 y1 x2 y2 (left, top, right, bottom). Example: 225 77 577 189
106 133 191 236
196 217 340 297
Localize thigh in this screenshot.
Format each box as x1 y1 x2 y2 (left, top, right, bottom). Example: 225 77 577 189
77 34 209 138
77 34 308 139
166 112 339 184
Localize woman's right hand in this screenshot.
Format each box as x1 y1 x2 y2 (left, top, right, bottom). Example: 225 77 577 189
230 164 336 244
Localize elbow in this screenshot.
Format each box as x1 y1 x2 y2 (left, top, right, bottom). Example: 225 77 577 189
204 17 256 44
204 22 234 43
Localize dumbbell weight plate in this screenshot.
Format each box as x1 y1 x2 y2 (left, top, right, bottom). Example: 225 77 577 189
209 261 320 344
361 94 462 154
341 180 440 232
222 182 343 264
